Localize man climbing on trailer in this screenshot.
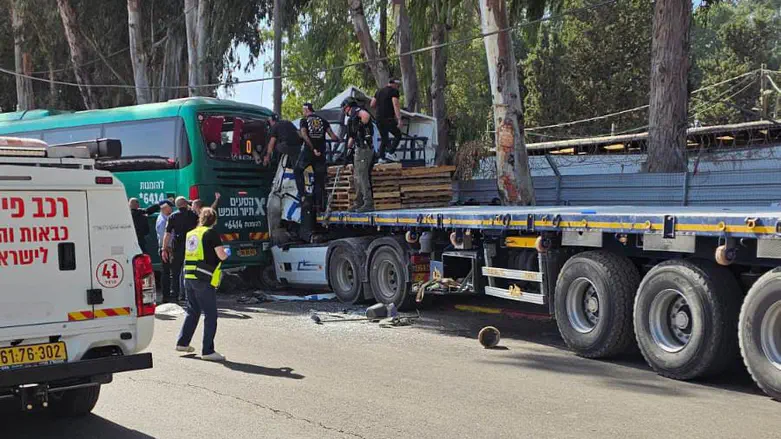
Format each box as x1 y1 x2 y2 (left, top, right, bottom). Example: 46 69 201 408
341 97 375 213
300 103 340 213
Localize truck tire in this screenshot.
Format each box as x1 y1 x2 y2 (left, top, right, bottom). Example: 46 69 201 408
634 260 740 380
369 245 413 309
51 385 101 417
554 251 639 358
328 246 364 304
739 268 781 400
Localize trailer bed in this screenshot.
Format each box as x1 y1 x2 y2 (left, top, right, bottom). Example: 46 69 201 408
320 205 781 238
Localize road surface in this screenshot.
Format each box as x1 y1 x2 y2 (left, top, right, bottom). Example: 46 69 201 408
2 296 779 438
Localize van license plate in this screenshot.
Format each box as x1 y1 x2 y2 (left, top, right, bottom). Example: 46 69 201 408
239 248 258 257
0 342 68 369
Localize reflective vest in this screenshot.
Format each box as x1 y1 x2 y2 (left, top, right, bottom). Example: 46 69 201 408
184 226 222 288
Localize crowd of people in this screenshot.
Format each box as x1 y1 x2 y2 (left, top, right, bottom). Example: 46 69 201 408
124 79 406 363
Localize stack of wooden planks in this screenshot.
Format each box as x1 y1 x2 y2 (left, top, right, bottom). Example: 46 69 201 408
326 163 455 211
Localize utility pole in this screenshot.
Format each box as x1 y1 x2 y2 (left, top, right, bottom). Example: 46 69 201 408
760 63 768 120
273 0 283 115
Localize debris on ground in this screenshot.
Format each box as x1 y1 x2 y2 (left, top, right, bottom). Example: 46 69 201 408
155 303 185 316
236 293 267 304
267 293 337 302
478 326 501 348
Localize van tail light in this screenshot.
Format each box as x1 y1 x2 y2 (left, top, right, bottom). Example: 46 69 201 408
189 185 200 201
133 254 156 317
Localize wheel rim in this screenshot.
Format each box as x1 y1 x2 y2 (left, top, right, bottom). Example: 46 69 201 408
649 289 692 353
334 257 356 293
376 257 400 300
566 277 601 334
760 301 781 371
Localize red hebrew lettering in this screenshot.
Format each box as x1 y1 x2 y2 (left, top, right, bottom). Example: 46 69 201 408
20 227 32 243
38 247 48 264
0 228 13 243
32 197 45 218
10 197 24 218
56 198 69 218
18 249 34 265
57 227 69 241
37 227 50 242
45 198 57 218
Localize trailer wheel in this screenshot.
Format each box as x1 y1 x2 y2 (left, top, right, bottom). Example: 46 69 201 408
634 260 740 380
739 268 781 400
51 385 101 417
369 245 412 309
328 246 364 304
554 251 639 358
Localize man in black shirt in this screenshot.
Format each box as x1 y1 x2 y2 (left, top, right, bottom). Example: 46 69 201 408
300 103 339 212
371 78 404 163
342 98 375 212
256 114 306 198
128 198 162 253
162 197 199 301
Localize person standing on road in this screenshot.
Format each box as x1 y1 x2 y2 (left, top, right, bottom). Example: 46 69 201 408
255 114 306 198
300 103 339 212
156 201 175 303
176 207 229 362
342 98 375 212
162 197 199 302
129 198 163 253
371 78 404 163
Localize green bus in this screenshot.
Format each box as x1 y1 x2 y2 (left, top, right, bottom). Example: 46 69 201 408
0 97 274 273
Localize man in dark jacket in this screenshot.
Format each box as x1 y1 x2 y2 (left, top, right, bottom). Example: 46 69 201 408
129 198 163 253
162 197 200 301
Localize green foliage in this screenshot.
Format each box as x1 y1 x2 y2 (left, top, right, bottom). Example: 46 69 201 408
690 0 781 124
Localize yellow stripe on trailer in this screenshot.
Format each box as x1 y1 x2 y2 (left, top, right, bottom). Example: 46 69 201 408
505 236 538 248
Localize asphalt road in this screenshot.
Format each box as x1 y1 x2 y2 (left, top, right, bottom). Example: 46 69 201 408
2 296 780 439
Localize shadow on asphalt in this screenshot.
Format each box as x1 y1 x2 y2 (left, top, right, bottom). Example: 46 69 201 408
0 407 153 439
216 292 767 398
180 355 305 379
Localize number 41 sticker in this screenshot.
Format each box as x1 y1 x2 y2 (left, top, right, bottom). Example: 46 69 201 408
96 259 124 288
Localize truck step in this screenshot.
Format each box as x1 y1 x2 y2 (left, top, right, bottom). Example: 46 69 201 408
481 267 542 283
484 286 546 305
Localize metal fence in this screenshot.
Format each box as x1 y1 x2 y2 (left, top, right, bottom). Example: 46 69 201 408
453 168 781 207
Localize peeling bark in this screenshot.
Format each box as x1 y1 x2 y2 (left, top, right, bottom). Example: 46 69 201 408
349 0 390 89
478 0 534 205
395 0 419 112
57 0 99 109
431 23 449 165
128 0 152 104
11 1 34 111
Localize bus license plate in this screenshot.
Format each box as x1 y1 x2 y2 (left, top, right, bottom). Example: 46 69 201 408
0 342 67 369
239 248 258 257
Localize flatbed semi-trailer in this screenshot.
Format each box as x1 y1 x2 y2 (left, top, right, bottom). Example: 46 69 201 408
264 201 781 400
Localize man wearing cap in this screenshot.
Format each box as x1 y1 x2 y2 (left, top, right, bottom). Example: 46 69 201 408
371 78 404 163
300 103 340 212
342 98 375 212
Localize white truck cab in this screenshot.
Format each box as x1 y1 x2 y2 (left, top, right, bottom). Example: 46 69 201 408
0 137 154 415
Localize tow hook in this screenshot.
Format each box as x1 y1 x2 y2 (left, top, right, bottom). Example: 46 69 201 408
16 384 49 411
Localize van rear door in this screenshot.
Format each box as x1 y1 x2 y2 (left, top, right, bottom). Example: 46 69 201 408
0 191 92 328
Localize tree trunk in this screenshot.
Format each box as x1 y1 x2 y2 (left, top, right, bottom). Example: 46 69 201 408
196 0 210 92
431 23 449 165
159 26 186 102
184 0 200 96
645 0 691 173
48 59 57 107
348 0 390 89
273 0 283 115
379 0 388 59
57 0 99 109
11 1 34 111
127 0 152 104
478 0 535 205
395 0 419 112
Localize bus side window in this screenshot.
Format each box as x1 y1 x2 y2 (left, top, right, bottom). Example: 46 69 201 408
43 126 102 145
177 121 192 167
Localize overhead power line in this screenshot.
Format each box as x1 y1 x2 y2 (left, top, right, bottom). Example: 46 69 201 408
525 70 760 132
0 0 620 90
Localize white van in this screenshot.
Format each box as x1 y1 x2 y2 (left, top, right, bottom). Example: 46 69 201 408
0 137 154 415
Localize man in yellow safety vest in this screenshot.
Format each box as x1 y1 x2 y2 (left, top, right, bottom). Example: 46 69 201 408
175 207 230 361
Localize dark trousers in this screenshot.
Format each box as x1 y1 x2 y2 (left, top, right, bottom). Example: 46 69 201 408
293 150 328 211
177 280 218 356
378 118 402 156
159 250 172 301
170 248 185 298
